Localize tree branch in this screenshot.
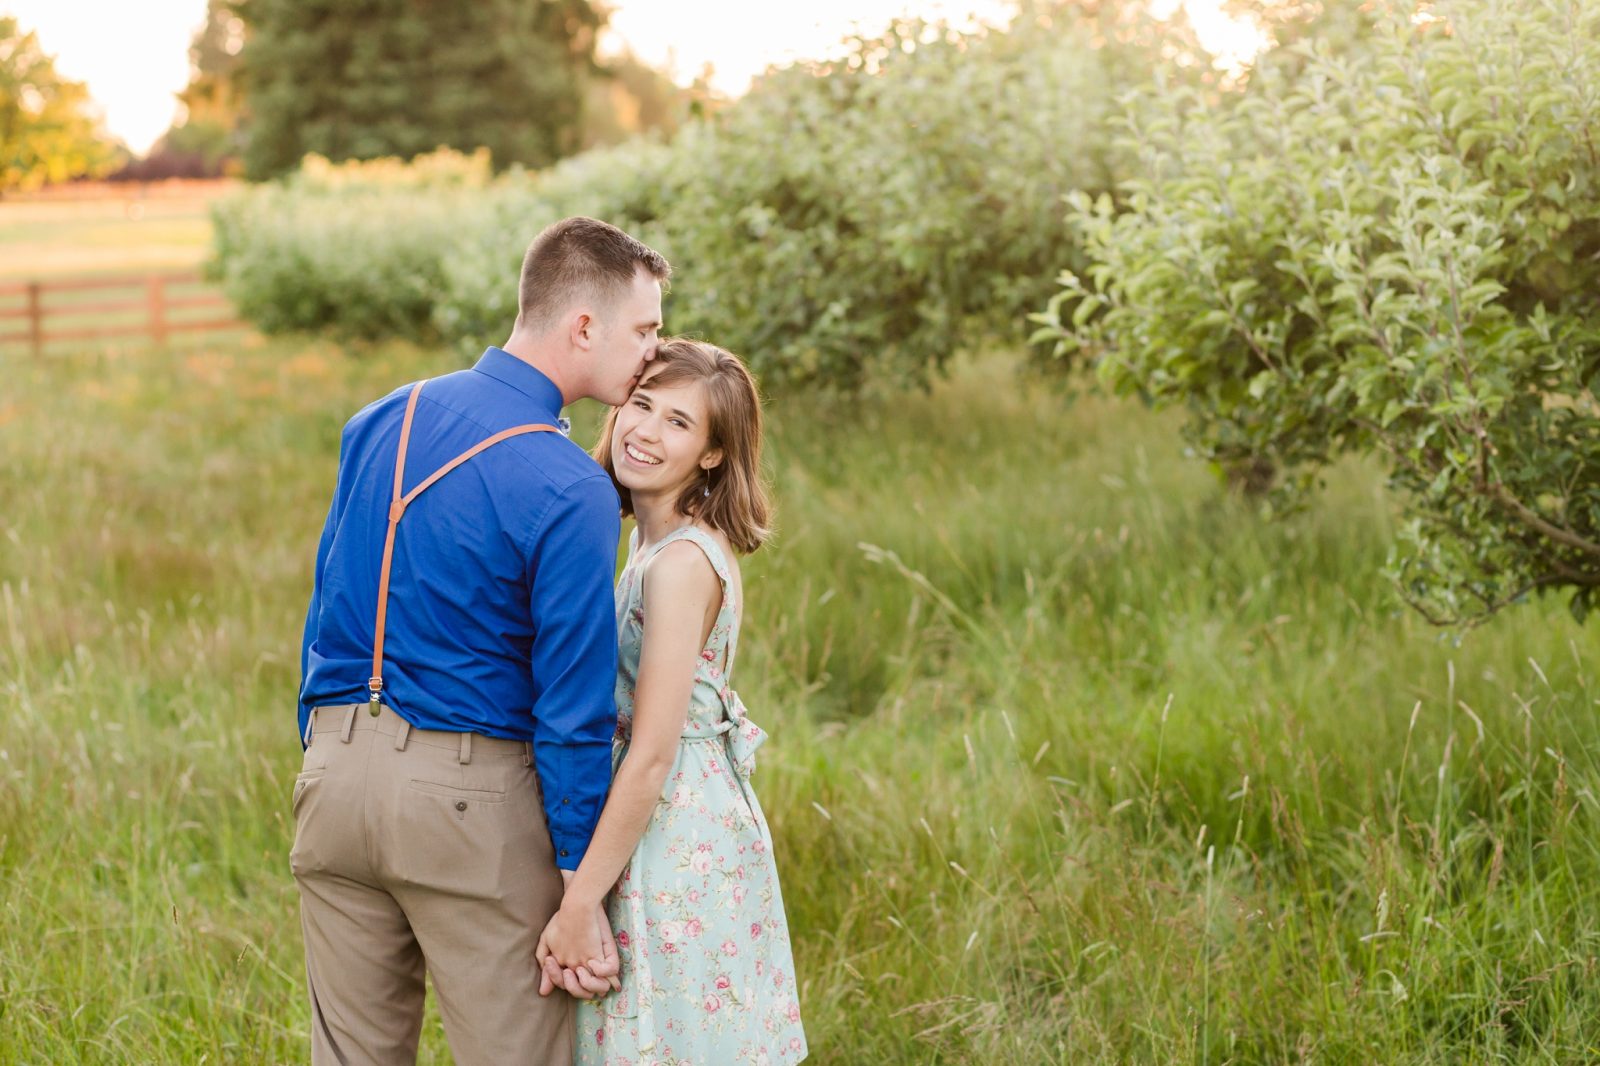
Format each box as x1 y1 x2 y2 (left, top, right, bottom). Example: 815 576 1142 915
1491 484 1600 559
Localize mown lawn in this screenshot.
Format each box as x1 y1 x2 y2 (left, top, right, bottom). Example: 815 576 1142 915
2 336 1597 1063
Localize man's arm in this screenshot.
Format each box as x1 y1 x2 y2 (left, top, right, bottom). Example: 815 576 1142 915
536 540 718 996
526 474 621 871
297 430 347 747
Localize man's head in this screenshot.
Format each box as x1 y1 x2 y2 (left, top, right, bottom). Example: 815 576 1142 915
510 217 672 405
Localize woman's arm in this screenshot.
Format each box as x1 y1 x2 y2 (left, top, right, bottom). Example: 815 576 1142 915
536 539 722 977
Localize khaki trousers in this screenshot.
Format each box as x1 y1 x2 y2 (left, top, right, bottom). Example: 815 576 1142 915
290 703 570 1065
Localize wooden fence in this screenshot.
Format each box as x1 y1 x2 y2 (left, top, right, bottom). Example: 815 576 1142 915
0 272 247 356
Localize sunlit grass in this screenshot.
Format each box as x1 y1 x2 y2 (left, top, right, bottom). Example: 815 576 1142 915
0 194 223 280
2 339 1597 1062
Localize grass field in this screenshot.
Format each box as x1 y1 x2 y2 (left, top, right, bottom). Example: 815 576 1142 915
2 322 1598 1062
0 187 228 280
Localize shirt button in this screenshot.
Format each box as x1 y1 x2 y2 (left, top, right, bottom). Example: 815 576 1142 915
562 797 570 805
455 801 467 812
559 849 569 857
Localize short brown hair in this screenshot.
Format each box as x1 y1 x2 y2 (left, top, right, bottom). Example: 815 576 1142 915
595 339 774 554
516 217 671 331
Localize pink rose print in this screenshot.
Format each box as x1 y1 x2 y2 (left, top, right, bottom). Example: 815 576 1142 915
721 939 738 956
790 1037 804 1052
788 1003 801 1023
750 922 763 938
703 994 722 1013
616 930 630 947
701 649 716 661
686 919 703 938
716 974 731 990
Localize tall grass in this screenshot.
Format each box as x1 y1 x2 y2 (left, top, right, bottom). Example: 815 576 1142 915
2 339 1596 1062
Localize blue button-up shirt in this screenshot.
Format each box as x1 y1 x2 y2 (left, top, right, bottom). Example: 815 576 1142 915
299 347 619 869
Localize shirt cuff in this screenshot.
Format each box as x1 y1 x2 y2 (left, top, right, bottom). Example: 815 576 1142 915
545 785 603 870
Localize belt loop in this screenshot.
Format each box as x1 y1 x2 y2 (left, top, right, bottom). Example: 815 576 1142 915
303 707 316 747
458 731 472 765
394 719 411 751
523 741 533 767
340 705 356 744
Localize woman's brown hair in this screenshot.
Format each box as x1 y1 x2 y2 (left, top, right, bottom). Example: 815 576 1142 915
594 338 773 554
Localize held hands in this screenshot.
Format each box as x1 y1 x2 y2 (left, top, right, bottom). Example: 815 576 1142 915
535 897 621 1000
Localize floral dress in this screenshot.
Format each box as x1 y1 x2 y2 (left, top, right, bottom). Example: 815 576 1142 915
576 525 808 1065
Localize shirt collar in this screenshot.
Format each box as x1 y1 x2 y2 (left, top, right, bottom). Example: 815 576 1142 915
472 347 569 433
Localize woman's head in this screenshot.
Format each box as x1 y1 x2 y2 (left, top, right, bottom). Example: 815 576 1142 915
596 338 772 554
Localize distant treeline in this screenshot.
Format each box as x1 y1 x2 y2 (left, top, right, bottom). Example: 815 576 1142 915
137 0 694 182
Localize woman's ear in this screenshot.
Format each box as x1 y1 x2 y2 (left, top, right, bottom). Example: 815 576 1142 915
701 449 725 472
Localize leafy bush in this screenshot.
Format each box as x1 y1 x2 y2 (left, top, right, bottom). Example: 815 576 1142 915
212 4 1184 388
638 13 1144 389
209 150 494 341
1035 0 1600 624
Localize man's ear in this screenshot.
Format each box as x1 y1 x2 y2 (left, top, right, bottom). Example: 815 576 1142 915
569 311 594 351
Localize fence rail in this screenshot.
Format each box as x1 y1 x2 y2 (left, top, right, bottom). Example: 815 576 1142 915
0 272 247 355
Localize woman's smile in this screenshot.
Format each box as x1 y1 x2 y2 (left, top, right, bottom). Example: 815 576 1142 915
623 441 662 467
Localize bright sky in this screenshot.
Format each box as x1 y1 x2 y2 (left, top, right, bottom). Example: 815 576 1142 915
2 0 1266 155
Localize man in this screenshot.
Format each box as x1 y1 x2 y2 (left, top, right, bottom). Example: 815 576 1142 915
292 216 669 1064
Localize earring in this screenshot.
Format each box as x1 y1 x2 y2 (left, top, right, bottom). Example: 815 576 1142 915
702 468 712 498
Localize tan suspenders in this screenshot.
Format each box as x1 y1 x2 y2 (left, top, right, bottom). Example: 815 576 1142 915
367 379 561 711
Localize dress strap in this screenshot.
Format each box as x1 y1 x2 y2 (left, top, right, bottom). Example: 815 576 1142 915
643 525 738 672
646 525 731 584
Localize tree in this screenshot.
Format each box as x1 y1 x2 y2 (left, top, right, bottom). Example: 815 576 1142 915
0 17 119 193
1036 0 1600 625
579 49 693 150
239 0 603 180
137 0 248 179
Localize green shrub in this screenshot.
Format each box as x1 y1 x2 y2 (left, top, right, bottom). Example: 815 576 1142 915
209 150 494 341
640 13 1141 389
211 4 1182 388
1035 0 1600 624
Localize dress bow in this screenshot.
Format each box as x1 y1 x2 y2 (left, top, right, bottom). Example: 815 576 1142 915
720 689 767 778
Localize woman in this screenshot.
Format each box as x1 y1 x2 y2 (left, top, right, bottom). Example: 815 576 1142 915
536 339 807 1064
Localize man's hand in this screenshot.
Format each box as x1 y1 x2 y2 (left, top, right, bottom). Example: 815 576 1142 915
534 900 621 1000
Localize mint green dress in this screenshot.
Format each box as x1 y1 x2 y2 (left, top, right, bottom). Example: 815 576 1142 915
576 525 808 1064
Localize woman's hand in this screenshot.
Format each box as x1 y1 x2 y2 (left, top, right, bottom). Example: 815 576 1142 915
535 902 621 998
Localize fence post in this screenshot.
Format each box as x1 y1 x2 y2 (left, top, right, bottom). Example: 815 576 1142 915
27 282 41 358
147 275 167 347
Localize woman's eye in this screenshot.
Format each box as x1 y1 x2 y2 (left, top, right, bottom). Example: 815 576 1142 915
669 418 686 428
